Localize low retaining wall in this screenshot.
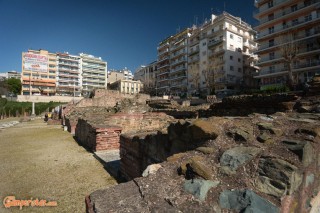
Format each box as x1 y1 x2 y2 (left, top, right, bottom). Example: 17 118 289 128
76 119 122 151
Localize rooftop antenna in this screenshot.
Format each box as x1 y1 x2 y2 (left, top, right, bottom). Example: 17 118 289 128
224 1 226 12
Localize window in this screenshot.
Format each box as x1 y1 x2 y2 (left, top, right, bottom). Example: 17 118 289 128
304 0 311 6
305 14 312 22
230 44 234 50
268 26 274 34
230 34 234 39
305 28 311 36
238 58 241 62
282 21 287 29
230 66 234 71
269 52 275 60
269 39 274 47
202 51 207 56
292 19 299 26
230 56 233 60
268 1 273 8
268 13 274 21
269 66 275 73
291 4 298 12
202 42 207 46
238 68 242 73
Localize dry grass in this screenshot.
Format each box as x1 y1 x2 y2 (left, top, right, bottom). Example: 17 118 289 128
0 118 116 212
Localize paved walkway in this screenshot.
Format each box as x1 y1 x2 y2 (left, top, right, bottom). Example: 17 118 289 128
0 118 116 212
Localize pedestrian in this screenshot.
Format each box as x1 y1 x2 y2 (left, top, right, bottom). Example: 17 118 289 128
44 113 48 122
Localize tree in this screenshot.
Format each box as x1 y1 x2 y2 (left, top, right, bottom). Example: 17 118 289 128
280 32 299 89
188 64 201 95
6 78 22 95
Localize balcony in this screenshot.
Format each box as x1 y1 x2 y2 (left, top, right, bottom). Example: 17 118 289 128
257 29 320 52
188 56 200 64
254 0 292 16
171 58 187 66
171 50 186 59
208 38 224 48
157 63 170 70
157 42 169 50
157 77 170 83
257 14 320 40
282 60 320 71
258 0 320 26
189 48 199 56
157 70 170 76
158 56 170 63
171 42 186 51
158 48 169 57
171 66 186 74
170 75 187 81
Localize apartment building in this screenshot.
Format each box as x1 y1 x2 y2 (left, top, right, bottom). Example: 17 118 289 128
21 49 57 96
80 53 107 96
0 71 21 79
108 79 143 94
157 29 192 96
134 61 157 94
254 0 320 89
188 12 259 96
108 68 133 85
56 53 81 96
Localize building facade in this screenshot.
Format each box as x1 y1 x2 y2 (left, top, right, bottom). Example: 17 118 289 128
157 29 192 96
107 68 134 85
21 49 57 96
188 12 259 96
134 61 157 94
56 53 81 96
109 79 143 94
254 0 320 89
80 53 107 96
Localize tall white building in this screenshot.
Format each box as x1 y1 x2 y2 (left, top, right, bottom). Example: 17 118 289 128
254 0 320 89
188 12 259 96
80 53 107 96
56 53 81 96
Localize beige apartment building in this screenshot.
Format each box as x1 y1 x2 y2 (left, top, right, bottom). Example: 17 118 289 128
21 49 57 96
254 0 320 89
157 28 193 96
107 68 133 85
109 79 143 94
134 61 157 94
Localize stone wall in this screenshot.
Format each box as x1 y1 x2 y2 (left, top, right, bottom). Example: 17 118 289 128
76 90 150 108
120 119 219 180
87 112 320 213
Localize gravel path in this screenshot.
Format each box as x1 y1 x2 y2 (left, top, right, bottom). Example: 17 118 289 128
0 118 116 212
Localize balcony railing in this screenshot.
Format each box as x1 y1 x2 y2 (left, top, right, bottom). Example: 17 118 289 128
258 29 320 51
254 0 291 15
259 0 320 25
258 15 320 40
171 58 187 66
171 66 186 74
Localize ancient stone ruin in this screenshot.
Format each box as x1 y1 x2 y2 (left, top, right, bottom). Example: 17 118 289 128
58 89 320 212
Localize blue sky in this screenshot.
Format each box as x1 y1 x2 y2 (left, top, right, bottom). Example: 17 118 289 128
0 0 257 73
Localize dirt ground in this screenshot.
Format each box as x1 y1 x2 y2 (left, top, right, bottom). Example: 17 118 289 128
0 118 117 212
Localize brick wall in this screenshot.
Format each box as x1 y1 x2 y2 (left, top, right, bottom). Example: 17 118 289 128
75 118 122 152
74 112 171 152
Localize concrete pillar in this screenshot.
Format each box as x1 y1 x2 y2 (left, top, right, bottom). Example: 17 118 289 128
32 102 35 116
